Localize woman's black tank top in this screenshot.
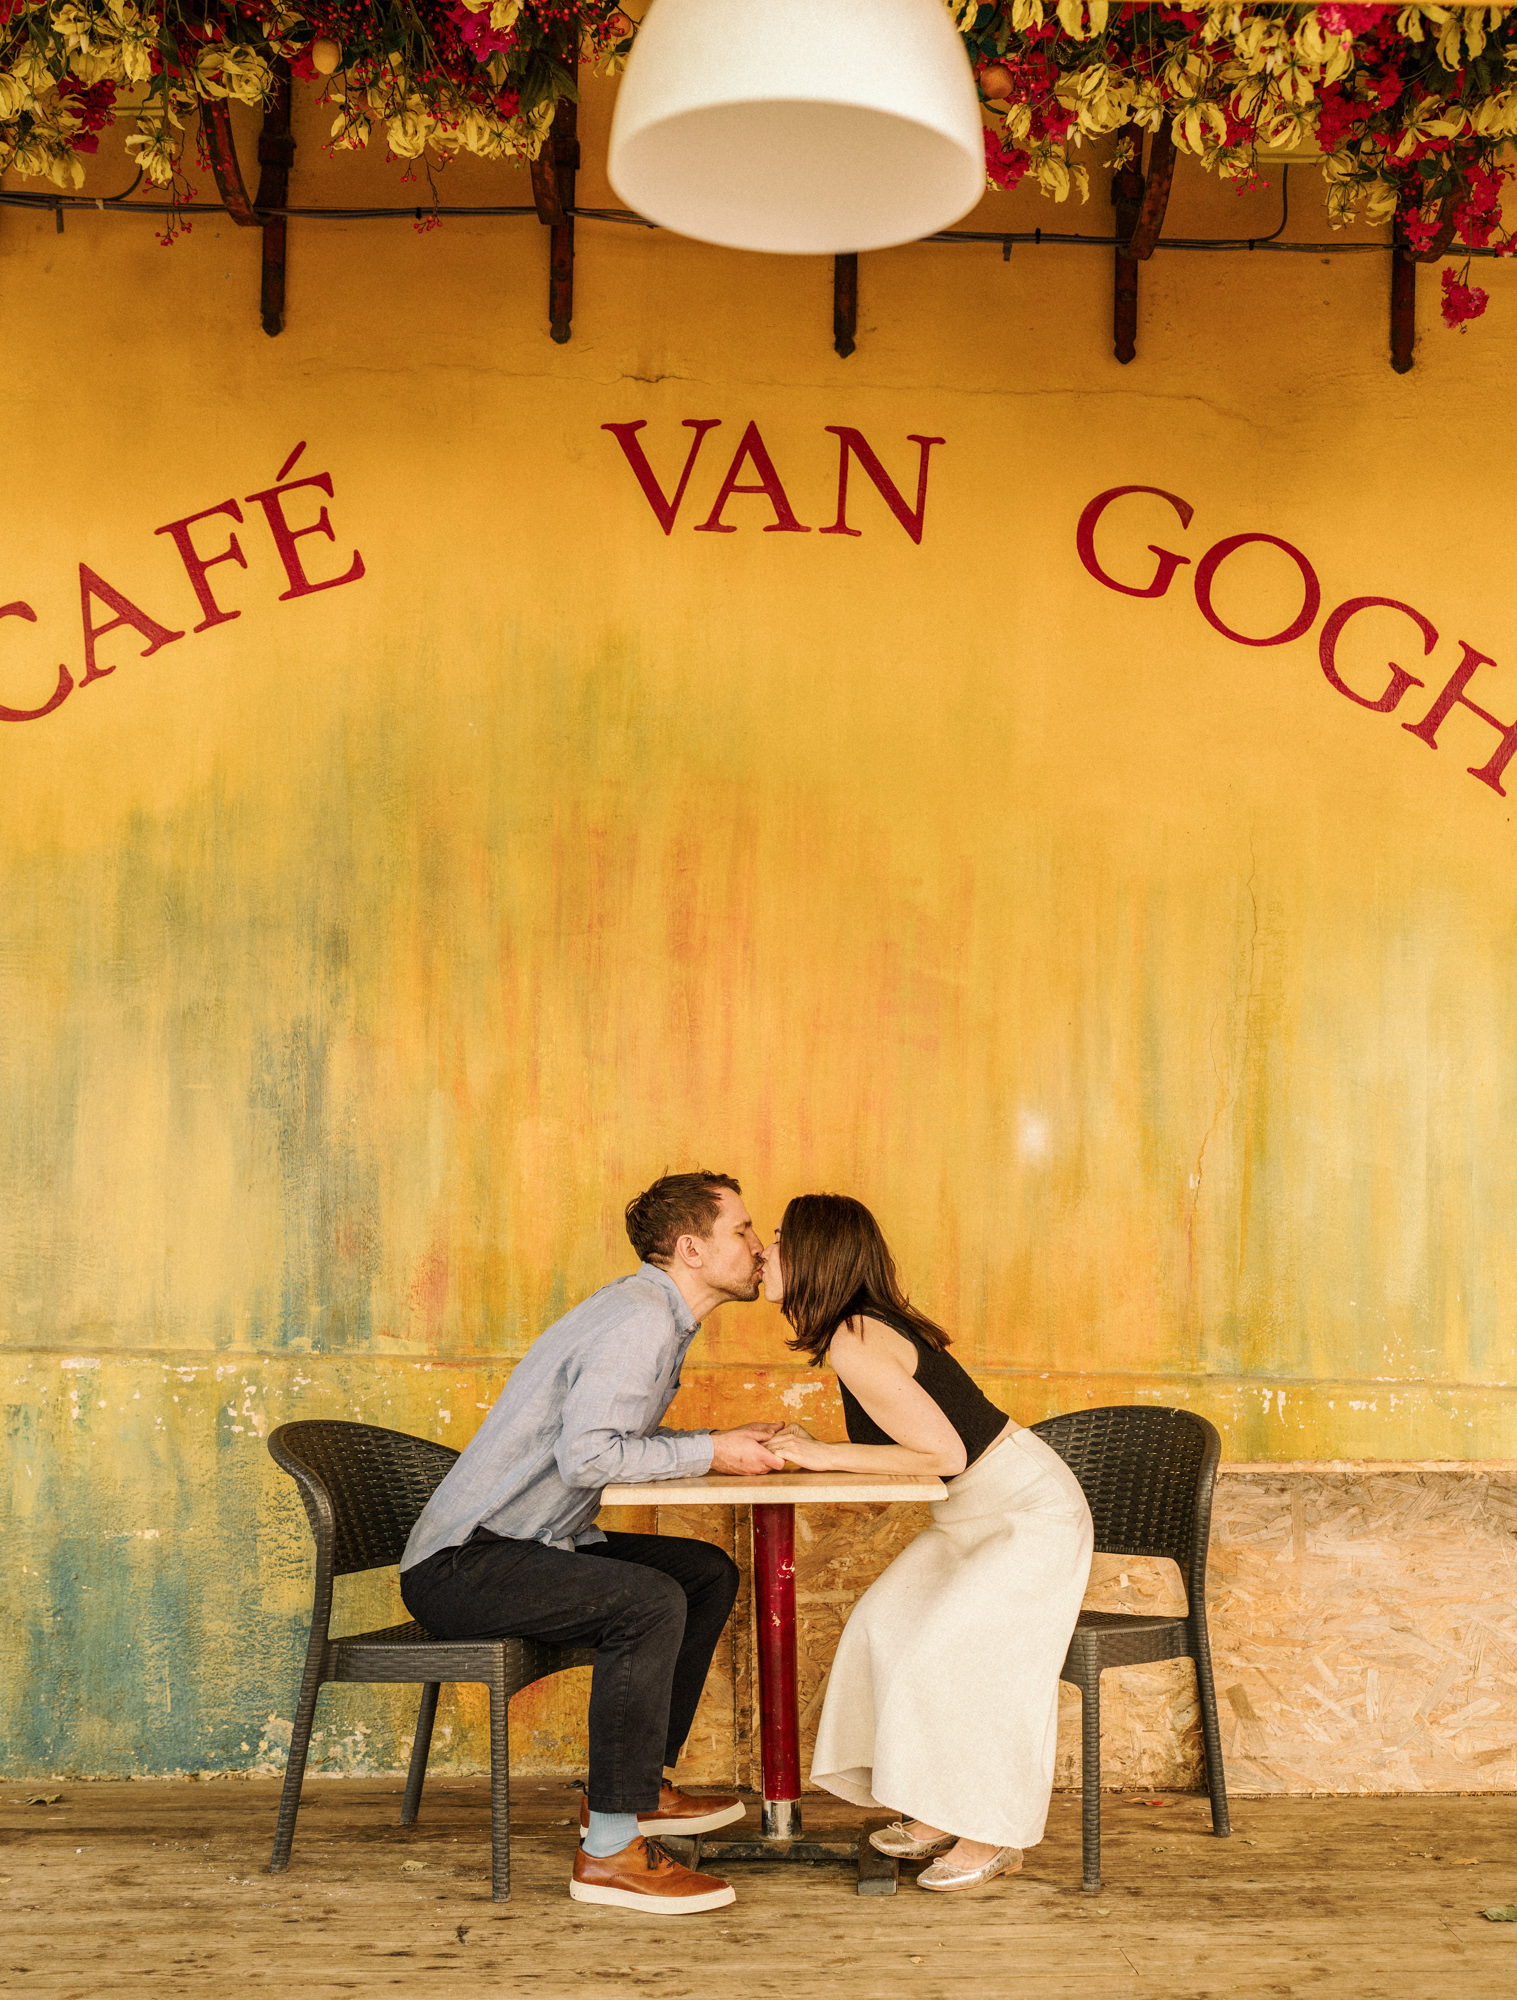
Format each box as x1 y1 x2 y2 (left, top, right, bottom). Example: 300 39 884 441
835 1300 1009 1467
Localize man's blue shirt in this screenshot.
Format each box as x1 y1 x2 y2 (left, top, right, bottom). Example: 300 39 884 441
401 1262 715 1567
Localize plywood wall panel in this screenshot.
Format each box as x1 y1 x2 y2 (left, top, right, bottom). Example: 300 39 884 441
747 1467 1517 1803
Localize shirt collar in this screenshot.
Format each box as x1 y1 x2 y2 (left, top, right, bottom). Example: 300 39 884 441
639 1261 700 1337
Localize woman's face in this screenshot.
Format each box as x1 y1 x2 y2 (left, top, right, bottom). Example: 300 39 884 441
761 1231 785 1304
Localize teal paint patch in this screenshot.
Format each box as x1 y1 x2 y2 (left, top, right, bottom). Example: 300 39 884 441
250 1021 380 1354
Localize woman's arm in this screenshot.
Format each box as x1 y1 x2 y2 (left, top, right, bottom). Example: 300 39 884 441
770 1318 967 1478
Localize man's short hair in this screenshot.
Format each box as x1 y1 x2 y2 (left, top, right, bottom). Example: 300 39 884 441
626 1172 742 1264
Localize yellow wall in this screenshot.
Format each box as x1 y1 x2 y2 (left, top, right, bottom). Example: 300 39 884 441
3 77 1514 1777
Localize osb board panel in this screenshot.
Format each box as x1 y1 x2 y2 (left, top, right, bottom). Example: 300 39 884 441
1205 1468 1517 1797
686 1468 1517 1799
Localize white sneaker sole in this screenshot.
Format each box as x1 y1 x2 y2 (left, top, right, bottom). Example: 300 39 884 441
568 1879 736 1914
577 1801 748 1841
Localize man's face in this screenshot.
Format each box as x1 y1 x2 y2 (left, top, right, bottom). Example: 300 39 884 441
688 1187 765 1302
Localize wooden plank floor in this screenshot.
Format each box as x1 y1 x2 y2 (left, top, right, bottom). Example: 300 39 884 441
4 1779 1516 1999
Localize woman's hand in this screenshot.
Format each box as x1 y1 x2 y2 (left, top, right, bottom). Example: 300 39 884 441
769 1425 837 1471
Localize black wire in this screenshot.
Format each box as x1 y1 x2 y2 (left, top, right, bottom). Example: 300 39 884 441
0 172 1510 258
927 161 1291 252
98 167 146 204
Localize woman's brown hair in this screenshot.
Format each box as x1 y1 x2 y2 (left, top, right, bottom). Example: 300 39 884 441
778 1194 949 1365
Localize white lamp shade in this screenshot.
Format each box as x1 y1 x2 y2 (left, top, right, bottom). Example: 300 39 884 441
607 0 987 254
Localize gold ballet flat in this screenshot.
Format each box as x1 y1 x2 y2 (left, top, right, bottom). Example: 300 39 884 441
868 1822 958 1859
916 1846 1023 1891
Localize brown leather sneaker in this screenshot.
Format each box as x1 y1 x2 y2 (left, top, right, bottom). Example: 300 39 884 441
569 1836 736 1914
578 1782 747 1841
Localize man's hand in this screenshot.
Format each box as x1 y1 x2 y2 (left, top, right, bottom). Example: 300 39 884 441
710 1427 787 1475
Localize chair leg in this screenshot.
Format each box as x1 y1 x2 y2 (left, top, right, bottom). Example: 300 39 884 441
1191 1624 1232 1837
401 1683 441 1827
1079 1671 1102 1894
268 1665 323 1874
489 1674 511 1903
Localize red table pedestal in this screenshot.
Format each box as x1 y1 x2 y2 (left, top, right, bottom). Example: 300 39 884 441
690 1500 894 1890
753 1502 802 1840
598 1469 947 1893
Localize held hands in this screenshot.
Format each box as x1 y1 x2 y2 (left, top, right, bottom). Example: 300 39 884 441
707 1420 840 1475
709 1422 787 1476
767 1424 837 1472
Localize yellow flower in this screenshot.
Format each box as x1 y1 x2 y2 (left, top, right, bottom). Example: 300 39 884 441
1056 0 1109 38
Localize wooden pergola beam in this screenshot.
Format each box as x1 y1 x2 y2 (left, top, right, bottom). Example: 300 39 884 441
833 253 858 358
254 65 294 338
1109 123 1175 364
1390 225 1416 374
199 79 296 337
1390 185 1459 374
200 97 259 227
1111 121 1145 364
1128 125 1176 263
530 61 579 344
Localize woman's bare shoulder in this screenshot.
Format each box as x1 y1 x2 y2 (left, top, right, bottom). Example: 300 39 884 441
845 1315 919 1369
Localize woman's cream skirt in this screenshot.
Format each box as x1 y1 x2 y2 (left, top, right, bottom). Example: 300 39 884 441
809 1427 1094 1850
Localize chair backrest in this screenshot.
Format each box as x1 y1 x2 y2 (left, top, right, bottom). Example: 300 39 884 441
268 1420 460 1578
1029 1404 1221 1606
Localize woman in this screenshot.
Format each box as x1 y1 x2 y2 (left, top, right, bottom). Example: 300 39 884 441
761 1194 1092 1893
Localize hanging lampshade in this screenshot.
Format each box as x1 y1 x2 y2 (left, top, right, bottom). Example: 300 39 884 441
607 0 987 255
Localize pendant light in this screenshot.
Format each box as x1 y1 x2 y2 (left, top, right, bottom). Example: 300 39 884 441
607 0 987 255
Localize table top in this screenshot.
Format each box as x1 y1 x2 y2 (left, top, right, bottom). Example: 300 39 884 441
600 1470 947 1507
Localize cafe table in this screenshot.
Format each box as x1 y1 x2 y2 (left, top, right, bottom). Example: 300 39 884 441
599 1469 946 1894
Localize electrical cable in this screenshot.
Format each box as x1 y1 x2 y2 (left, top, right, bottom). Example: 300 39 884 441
0 164 1510 257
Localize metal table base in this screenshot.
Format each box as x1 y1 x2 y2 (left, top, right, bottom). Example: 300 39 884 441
662 1823 899 1896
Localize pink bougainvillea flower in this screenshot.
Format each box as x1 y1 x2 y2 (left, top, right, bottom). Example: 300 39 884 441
984 126 1028 194
444 2 518 61
1317 4 1398 37
1313 87 1362 155
1400 211 1440 254
1440 266 1489 329
1453 163 1504 249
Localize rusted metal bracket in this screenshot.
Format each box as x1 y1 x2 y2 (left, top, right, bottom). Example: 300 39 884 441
1408 184 1461 263
1111 120 1145 364
1389 184 1460 374
833 253 857 358
201 96 259 226
1390 178 1463 373
1128 123 1175 262
200 77 296 336
1390 220 1416 374
254 64 294 338
530 63 579 343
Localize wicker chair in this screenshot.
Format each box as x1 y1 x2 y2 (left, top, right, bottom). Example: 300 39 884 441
1031 1405 1231 1892
266 1419 594 1900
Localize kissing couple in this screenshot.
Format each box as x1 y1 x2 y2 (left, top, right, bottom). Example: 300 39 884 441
400 1171 1092 1912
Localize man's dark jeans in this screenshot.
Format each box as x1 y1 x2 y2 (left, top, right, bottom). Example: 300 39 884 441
400 1528 739 1813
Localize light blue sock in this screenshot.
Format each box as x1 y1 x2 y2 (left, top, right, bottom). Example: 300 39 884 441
584 1810 641 1858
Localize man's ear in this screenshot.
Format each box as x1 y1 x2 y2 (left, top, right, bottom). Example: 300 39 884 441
672 1231 704 1270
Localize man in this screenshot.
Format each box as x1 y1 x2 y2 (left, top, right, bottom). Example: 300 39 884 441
400 1171 784 1915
